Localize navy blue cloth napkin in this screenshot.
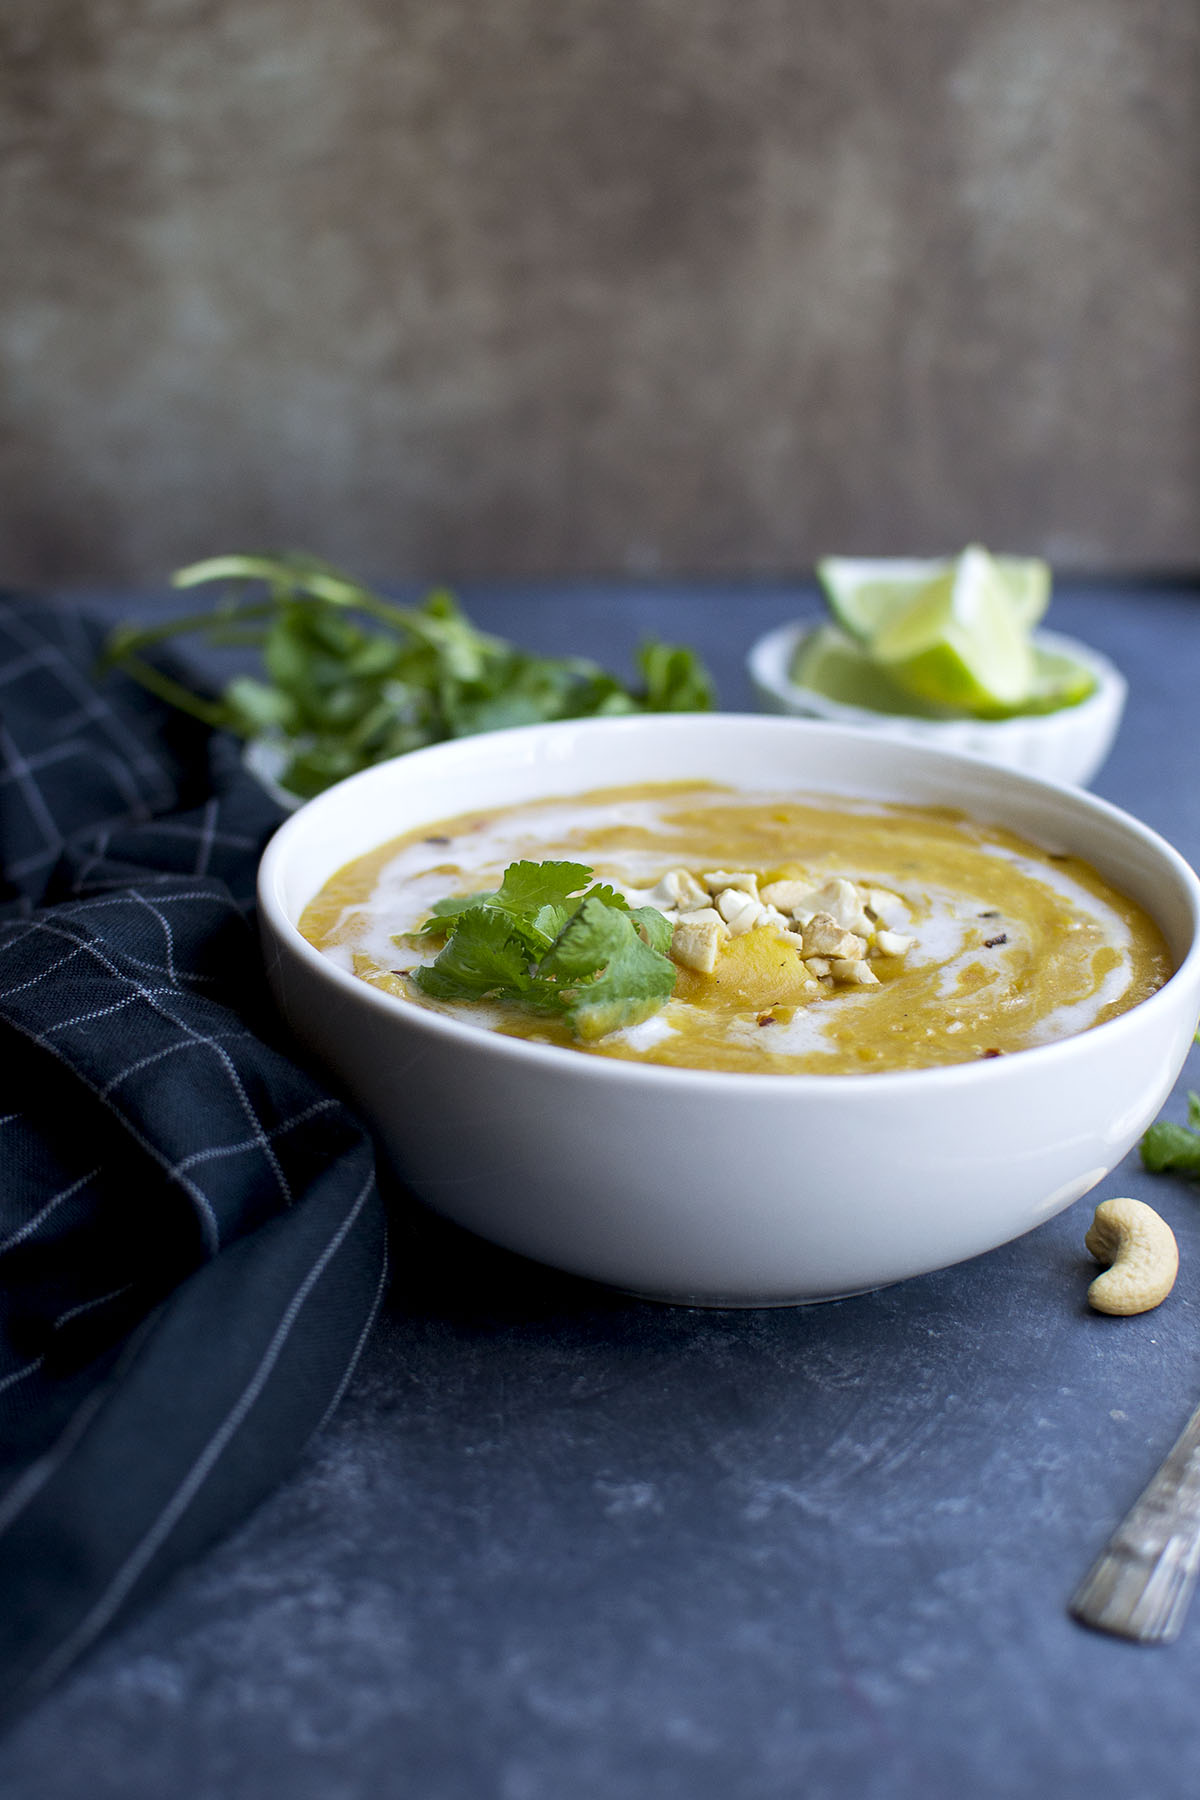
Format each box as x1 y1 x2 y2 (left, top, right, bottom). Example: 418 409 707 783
0 597 389 1723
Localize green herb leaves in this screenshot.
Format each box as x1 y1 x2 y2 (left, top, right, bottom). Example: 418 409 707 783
101 552 715 800
1141 1092 1200 1178
412 861 677 1040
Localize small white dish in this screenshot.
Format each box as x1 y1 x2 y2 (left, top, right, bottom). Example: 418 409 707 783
242 737 303 811
258 714 1200 1307
747 622 1127 787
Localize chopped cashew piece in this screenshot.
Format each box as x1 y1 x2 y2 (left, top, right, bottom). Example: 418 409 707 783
702 870 759 899
832 959 879 986
671 911 728 973
802 878 873 936
758 905 792 932
1085 1198 1179 1315
673 904 726 931
760 878 814 914
874 929 913 958
651 868 710 912
715 889 763 934
863 887 906 927
801 913 867 961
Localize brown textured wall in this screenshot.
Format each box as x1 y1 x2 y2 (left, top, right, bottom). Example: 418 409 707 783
2 0 1197 587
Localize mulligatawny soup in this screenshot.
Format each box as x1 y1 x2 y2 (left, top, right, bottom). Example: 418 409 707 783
299 782 1172 1075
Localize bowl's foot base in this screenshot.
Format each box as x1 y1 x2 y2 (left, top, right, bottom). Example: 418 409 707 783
622 1283 888 1310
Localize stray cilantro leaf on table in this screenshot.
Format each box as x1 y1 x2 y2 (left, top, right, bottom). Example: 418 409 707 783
1141 1091 1200 1178
100 552 716 800
411 861 677 1041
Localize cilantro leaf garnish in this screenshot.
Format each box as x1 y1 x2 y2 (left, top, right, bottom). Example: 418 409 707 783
411 861 677 1040
492 860 593 910
537 894 678 1039
410 907 536 1002
100 552 715 800
419 860 593 955
1141 1091 1200 1177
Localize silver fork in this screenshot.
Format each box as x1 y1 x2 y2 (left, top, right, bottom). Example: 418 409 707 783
1071 1397 1200 1643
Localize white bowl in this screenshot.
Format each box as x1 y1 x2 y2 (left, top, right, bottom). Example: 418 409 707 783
257 714 1200 1306
747 622 1127 787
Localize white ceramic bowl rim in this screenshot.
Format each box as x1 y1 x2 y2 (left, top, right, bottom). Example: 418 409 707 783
257 713 1200 1098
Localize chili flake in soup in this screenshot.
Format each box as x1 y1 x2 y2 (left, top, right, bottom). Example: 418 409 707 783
299 783 1172 1075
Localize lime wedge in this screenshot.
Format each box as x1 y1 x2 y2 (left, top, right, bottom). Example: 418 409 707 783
994 556 1052 632
870 545 1035 715
818 547 1050 643
789 626 953 717
816 558 948 642
1020 647 1097 715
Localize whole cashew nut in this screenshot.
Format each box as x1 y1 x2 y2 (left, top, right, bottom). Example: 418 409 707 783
1085 1198 1179 1316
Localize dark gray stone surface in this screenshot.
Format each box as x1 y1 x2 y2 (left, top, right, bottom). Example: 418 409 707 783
2 4 1199 586
2 580 1200 1797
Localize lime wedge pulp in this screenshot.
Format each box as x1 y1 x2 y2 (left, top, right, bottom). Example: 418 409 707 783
1024 646 1097 714
789 626 953 718
791 627 1097 721
869 545 1035 715
817 547 1050 644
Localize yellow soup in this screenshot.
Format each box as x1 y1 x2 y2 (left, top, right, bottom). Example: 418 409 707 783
299 782 1172 1075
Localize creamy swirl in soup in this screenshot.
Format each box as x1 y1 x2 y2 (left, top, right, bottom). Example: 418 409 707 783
299 782 1172 1075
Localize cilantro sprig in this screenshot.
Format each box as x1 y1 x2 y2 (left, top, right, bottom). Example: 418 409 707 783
1141 1092 1200 1178
101 552 715 800
412 860 677 1040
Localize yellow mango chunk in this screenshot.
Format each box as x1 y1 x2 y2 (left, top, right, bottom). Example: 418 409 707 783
676 927 812 1011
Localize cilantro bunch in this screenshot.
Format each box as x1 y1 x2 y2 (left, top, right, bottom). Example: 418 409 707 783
412 860 677 1040
102 552 715 800
1142 1092 1200 1178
